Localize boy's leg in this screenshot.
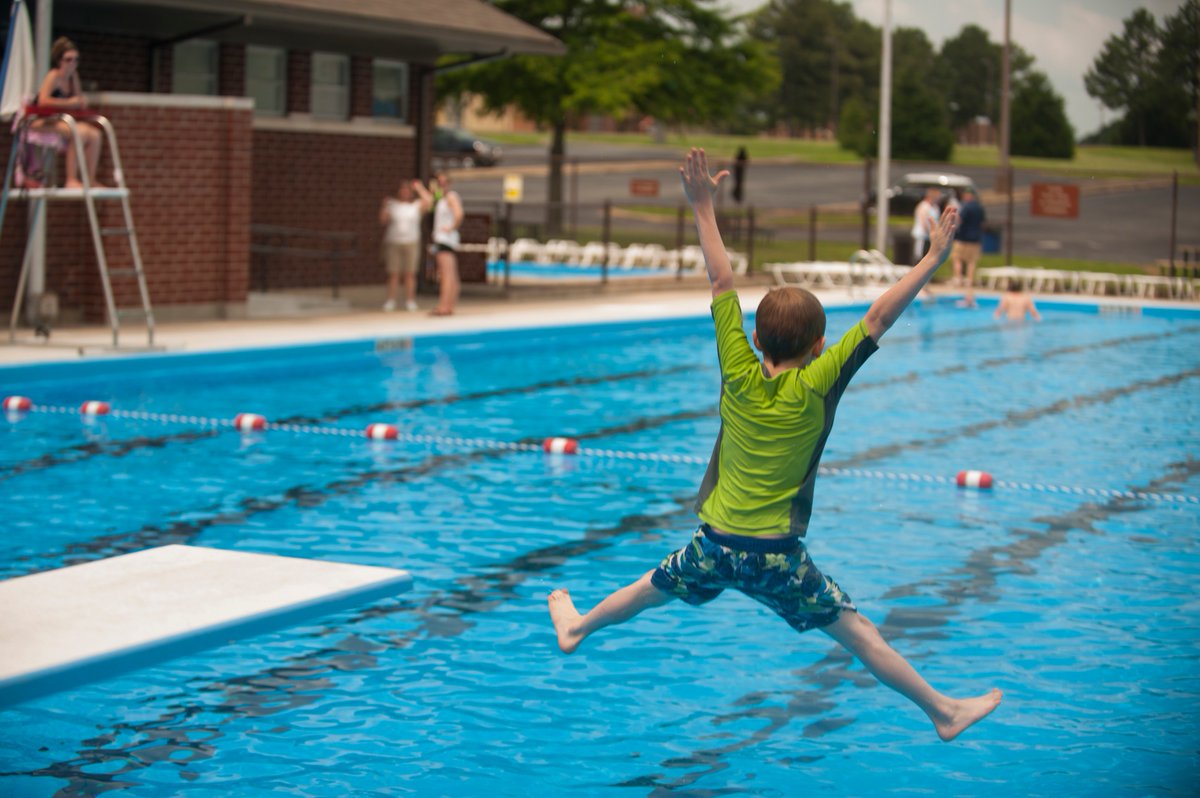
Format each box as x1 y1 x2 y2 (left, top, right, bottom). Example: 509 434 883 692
549 570 674 654
821 609 1002 742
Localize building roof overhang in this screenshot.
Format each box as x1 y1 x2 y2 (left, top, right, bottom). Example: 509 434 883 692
55 0 565 62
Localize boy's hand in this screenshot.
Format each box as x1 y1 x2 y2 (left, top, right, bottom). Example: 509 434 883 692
929 206 959 256
679 148 729 209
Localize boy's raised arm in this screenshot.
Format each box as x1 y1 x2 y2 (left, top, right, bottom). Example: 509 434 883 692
864 207 959 341
680 148 735 298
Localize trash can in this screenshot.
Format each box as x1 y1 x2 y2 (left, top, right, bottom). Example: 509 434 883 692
892 231 913 266
982 226 1001 254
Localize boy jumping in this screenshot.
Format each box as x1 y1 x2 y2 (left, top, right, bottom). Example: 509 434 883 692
548 149 1002 742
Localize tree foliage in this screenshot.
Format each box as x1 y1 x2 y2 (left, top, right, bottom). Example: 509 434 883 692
438 0 777 231
1011 72 1074 159
932 24 1034 128
1084 8 1164 146
747 0 877 134
1084 1 1198 155
836 95 874 158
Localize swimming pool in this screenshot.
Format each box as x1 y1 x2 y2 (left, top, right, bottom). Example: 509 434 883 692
1 296 1198 796
488 260 673 281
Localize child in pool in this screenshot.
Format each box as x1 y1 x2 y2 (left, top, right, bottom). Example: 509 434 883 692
548 148 1002 742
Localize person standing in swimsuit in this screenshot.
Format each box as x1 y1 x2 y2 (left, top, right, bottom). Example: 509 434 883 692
430 171 463 316
548 148 1002 743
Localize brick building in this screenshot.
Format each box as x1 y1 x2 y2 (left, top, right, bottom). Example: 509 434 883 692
0 0 562 323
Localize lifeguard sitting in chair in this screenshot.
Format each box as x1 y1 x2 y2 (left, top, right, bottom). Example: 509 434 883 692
24 36 106 189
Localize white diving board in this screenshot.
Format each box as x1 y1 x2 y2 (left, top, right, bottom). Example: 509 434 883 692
0 545 412 707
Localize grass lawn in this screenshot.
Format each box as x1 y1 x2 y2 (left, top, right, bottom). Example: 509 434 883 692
485 131 1194 276
489 130 1200 179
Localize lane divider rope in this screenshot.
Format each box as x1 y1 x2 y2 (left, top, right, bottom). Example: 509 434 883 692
8 400 1199 505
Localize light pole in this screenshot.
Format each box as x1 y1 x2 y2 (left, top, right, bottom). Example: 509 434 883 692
873 0 892 255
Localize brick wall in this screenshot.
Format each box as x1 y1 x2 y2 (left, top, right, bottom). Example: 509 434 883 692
251 131 418 290
1 34 435 319
65 32 153 93
0 98 253 320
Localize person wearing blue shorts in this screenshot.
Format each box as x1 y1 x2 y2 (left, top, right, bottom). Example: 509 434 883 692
548 149 1002 742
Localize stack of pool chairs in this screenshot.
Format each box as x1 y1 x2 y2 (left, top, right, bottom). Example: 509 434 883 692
488 238 747 275
978 266 1197 300
768 249 908 290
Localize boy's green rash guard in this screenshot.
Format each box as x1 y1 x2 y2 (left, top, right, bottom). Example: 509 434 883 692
696 290 879 538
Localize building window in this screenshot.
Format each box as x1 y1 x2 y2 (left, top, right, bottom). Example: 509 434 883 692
311 52 349 120
246 46 286 116
172 40 218 95
372 59 408 122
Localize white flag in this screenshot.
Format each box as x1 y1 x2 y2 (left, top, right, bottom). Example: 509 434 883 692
1 0 36 121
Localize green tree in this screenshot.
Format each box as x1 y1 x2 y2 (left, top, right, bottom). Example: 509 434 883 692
933 24 1034 130
1160 0 1200 162
888 27 954 161
1010 72 1074 159
890 69 953 161
1084 9 1161 146
747 0 877 134
438 0 777 233
836 95 874 157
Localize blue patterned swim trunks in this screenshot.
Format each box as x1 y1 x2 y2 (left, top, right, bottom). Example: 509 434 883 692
651 524 856 633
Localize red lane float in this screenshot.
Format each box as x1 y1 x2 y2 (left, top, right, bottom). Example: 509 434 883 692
3 396 32 412
233 412 267 432
80 400 111 416
543 437 579 455
956 470 993 490
365 423 399 440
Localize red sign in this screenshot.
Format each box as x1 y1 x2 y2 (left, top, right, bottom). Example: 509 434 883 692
629 178 660 198
1030 183 1080 218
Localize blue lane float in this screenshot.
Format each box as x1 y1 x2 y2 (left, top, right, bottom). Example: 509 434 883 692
0 545 412 707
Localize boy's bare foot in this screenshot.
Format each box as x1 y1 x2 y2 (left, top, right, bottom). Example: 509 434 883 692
935 688 1003 742
548 588 584 654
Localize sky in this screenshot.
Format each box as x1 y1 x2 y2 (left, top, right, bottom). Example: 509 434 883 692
720 0 1185 137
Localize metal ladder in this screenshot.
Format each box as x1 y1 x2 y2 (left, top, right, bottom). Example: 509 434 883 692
0 110 156 349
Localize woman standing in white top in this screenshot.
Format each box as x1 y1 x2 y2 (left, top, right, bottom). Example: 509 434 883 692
910 187 941 264
430 171 464 316
379 179 433 311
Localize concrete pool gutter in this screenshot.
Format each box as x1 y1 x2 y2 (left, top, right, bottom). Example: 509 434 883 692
1 277 1197 367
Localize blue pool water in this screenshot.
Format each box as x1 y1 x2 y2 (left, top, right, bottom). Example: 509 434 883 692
1 297 1199 796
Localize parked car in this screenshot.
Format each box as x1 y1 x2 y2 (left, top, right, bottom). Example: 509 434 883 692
432 127 502 169
867 172 978 215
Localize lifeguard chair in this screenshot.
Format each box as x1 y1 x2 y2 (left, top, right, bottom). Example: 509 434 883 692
0 105 157 349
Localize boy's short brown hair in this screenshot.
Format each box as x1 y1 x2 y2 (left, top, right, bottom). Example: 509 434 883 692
755 287 825 363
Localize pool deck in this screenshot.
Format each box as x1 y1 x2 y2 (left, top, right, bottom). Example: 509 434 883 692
1 278 1195 367
0 278 781 366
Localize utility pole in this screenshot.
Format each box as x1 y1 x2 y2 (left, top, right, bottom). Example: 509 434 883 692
873 0 892 255
998 0 1014 264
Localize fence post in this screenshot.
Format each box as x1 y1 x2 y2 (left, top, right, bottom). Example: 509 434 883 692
1169 170 1178 276
742 207 753 274
571 159 579 239
1004 165 1014 265
601 199 611 285
676 204 686 281
861 158 872 250
503 202 513 292
809 206 817 262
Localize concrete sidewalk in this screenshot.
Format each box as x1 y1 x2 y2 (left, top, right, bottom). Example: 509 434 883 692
0 277 806 366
